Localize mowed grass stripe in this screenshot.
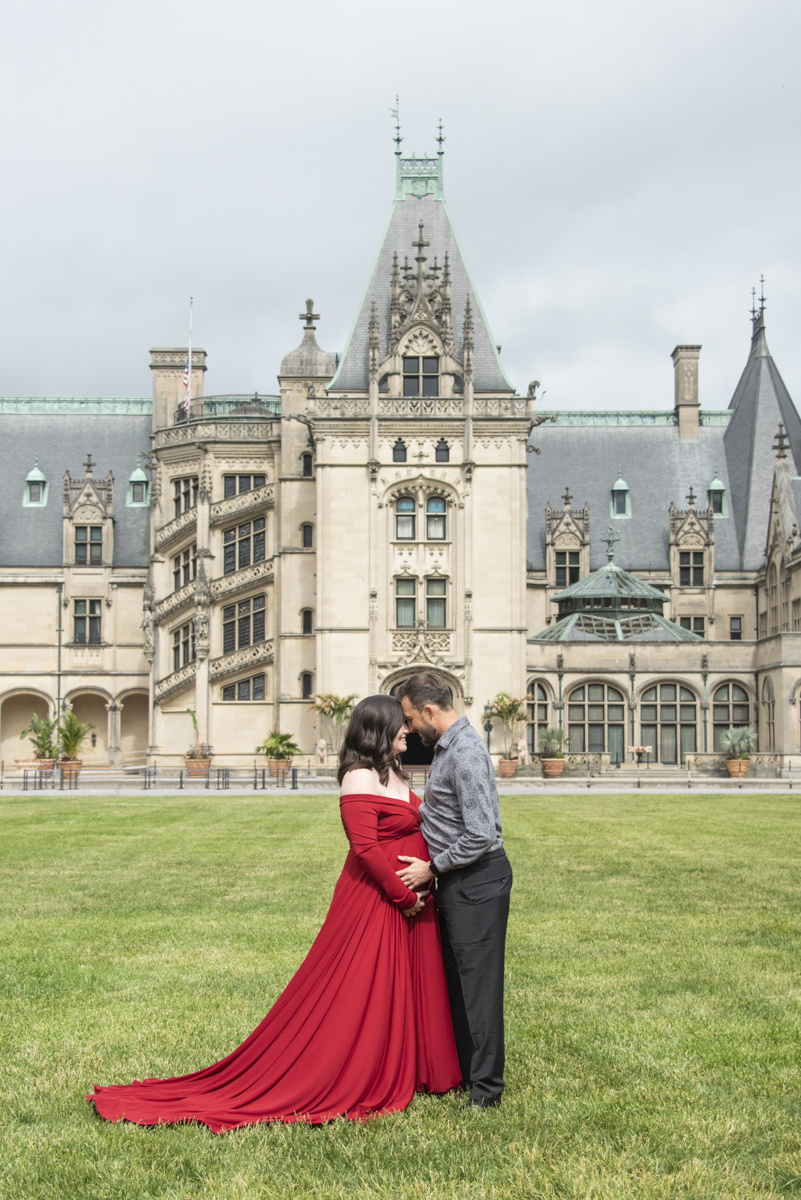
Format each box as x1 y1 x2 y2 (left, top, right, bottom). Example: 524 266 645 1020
1 792 800 1199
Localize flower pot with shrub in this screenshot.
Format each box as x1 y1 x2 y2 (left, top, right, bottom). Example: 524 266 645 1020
17 712 59 772
719 726 754 777
184 708 213 776
487 692 527 779
58 710 96 778
307 693 358 756
537 726 566 778
256 731 301 776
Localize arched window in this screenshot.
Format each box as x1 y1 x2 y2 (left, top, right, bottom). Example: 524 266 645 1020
781 569 790 630
712 683 751 752
222 674 265 702
393 439 407 463
302 454 313 477
762 677 775 750
301 608 313 635
568 683 625 763
640 683 697 765
396 497 415 540
768 564 779 635
527 681 549 755
435 439 450 463
301 672 313 700
302 524 314 548
426 497 446 539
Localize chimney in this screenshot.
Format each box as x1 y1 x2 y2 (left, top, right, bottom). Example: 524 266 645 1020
671 345 701 440
149 348 207 432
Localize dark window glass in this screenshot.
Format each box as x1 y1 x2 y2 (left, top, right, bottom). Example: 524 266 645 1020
712 682 751 750
224 476 236 498
237 679 251 701
238 523 251 570
73 598 101 644
223 594 266 653
427 578 446 627
238 476 251 494
613 490 627 515
223 605 236 653
302 609 313 635
131 481 146 503
302 524 313 548
173 543 197 591
422 376 438 397
252 674 265 701
393 439 407 463
730 617 742 641
74 526 102 565
711 490 724 514
173 476 198 518
403 357 419 374
302 454 313 477
172 621 195 671
222 684 235 701
223 529 236 575
301 672 313 700
422 357 439 374
396 578 415 627
435 439 449 463
403 377 420 397
403 355 439 397
29 482 42 502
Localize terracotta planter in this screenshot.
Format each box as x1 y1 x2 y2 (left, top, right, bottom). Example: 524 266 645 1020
541 757 565 778
185 757 213 777
15 758 55 773
726 758 749 778
268 758 293 776
60 759 82 780
498 758 517 779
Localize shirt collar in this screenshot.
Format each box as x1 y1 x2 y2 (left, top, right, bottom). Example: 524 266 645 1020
435 714 469 752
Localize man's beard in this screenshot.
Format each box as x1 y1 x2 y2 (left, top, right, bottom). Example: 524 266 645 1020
417 718 440 747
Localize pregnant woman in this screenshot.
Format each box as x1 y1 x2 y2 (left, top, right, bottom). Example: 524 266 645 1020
87 695 460 1131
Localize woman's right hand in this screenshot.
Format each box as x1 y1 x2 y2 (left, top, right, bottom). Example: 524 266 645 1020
401 891 429 918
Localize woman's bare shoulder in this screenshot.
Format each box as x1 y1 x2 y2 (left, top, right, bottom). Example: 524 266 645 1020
339 767 381 797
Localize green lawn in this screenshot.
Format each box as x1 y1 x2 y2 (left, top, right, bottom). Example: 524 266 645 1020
1 792 800 1199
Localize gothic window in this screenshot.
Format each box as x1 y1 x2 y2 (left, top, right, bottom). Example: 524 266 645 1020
396 578 416 627
393 439 407 463
301 608 313 635
426 497 446 540
223 518 266 575
759 610 767 638
679 616 705 637
74 526 102 565
426 578 446 627
396 497 415 540
567 683 625 763
435 439 449 463
611 474 630 518
172 621 195 672
762 677 775 751
768 563 779 635
729 616 743 641
173 543 197 592
222 594 266 654
527 681 549 755
679 551 704 587
712 683 750 751
793 600 801 631
640 684 697 765
223 474 266 498
173 476 198 518
302 523 314 548
781 570 790 630
301 672 313 700
555 550 580 588
222 674 265 702
302 454 313 477
73 599 101 645
402 356 439 398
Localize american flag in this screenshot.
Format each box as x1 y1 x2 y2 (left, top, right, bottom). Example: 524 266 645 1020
181 355 190 411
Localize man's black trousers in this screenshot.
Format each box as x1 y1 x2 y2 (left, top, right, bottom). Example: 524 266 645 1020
434 847 512 1106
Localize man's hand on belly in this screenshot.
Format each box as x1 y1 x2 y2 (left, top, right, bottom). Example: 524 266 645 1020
397 856 434 888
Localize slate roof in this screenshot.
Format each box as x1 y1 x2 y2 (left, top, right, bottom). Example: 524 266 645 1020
723 313 801 568
330 186 513 394
0 412 152 567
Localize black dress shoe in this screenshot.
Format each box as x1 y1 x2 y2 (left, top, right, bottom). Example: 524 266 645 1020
460 1098 499 1113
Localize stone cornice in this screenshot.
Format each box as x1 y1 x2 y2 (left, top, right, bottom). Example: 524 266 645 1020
209 640 274 682
153 421 279 449
209 484 275 528
211 558 275 602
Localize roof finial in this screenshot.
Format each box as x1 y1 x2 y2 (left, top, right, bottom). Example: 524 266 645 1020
773 422 789 461
436 119 445 157
601 526 620 562
750 286 758 322
686 485 696 507
299 299 320 331
83 452 95 476
759 273 767 315
562 486 573 508
390 96 402 157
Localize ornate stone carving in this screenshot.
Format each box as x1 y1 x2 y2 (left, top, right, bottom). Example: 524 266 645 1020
155 507 197 552
155 660 197 703
155 580 195 624
378 397 463 417
209 484 275 527
392 630 452 656
209 640 274 682
402 329 439 356
210 558 275 602
315 397 370 418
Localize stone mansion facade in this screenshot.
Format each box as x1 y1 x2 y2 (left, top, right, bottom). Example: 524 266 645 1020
0 150 799 769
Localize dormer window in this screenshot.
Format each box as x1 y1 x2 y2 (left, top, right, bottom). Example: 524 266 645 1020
708 474 726 516
75 526 103 565
611 472 631 518
127 463 150 507
435 439 450 463
393 439 407 463
403 356 439 397
23 460 48 507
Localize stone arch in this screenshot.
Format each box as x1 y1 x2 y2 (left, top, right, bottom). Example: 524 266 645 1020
117 690 149 764
634 677 700 703
381 666 462 768
64 689 112 761
1 690 52 765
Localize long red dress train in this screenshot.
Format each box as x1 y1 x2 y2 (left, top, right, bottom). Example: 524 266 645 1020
87 792 460 1131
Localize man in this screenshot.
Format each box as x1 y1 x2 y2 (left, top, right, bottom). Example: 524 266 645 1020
397 671 512 1110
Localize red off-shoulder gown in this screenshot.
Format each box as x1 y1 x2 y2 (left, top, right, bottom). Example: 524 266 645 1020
87 792 460 1131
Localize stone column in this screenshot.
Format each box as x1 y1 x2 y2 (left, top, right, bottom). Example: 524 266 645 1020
106 701 121 767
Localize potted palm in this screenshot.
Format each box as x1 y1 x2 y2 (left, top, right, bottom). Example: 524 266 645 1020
17 712 59 773
538 726 566 778
58 710 96 780
308 693 359 756
719 726 754 777
256 731 301 776
184 708 213 777
487 692 527 779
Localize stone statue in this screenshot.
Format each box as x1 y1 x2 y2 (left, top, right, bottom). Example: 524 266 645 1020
315 739 328 765
516 739 529 767
140 607 155 661
527 380 540 400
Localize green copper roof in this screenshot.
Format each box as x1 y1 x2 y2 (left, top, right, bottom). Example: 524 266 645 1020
530 611 705 643
0 397 151 415
552 560 668 603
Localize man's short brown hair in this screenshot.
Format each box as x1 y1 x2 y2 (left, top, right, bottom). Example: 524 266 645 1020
398 672 454 712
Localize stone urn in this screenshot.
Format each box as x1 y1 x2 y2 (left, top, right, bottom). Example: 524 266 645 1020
268 758 293 777
185 757 213 778
541 757 565 778
726 758 749 778
498 758 517 780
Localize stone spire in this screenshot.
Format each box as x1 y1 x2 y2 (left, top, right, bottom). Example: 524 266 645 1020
368 299 379 384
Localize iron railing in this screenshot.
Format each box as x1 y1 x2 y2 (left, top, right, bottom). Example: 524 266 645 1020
174 395 281 424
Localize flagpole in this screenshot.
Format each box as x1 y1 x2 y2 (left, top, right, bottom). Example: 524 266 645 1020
186 297 193 412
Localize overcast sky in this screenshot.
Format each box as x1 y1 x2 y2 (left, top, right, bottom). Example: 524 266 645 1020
1 0 799 411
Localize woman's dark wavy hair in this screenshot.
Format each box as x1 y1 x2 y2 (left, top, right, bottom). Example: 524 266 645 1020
338 694 409 787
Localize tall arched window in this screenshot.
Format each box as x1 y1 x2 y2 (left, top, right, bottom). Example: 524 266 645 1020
762 677 775 750
301 672 313 700
301 608 313 635
768 563 779 635
396 497 415 540
712 683 751 751
640 683 697 765
568 683 625 763
527 681 549 755
426 497 446 539
302 454 313 477
302 524 314 548
781 569 790 630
